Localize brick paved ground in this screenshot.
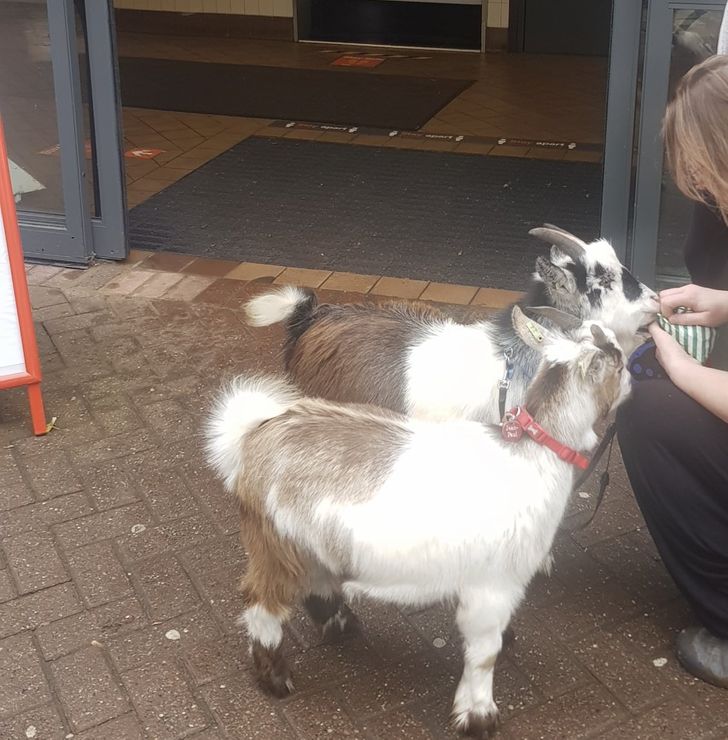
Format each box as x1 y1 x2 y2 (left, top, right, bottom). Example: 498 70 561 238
1 261 727 739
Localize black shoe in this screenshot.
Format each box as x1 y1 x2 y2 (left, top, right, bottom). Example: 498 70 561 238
676 627 728 688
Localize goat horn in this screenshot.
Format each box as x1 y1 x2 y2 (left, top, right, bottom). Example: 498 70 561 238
525 306 582 332
529 226 586 262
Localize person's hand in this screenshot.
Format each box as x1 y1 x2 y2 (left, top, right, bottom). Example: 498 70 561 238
649 322 699 383
659 284 728 327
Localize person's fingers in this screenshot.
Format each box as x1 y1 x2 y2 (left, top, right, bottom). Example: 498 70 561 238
667 311 710 326
659 285 694 315
648 322 675 346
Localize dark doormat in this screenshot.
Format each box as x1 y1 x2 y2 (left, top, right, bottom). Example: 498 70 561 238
128 137 603 291
117 56 472 131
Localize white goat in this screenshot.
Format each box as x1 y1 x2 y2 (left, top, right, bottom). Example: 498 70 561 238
245 225 657 425
206 306 631 738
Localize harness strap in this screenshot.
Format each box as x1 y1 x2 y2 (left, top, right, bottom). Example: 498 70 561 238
569 422 618 531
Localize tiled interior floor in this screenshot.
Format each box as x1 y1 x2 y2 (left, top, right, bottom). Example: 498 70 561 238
122 34 607 209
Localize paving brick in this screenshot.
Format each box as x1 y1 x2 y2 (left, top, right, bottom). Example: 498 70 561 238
77 462 140 511
52 503 152 551
67 429 157 466
129 467 201 522
0 702 67 740
36 611 100 660
0 491 94 538
28 285 68 309
0 633 52 717
361 705 437 740
285 690 362 738
200 676 292 739
589 529 678 607
107 609 221 673
572 630 675 713
0 571 16 603
75 713 145 740
86 393 145 436
0 583 82 639
43 310 116 336
595 698 724 739
0 448 26 489
354 601 431 661
67 542 133 607
18 448 82 500
503 682 626 739
122 661 208 738
3 529 69 594
36 597 148 661
136 398 196 442
116 514 219 563
506 614 593 700
132 556 200 621
0 483 35 512
338 651 455 719
51 647 130 731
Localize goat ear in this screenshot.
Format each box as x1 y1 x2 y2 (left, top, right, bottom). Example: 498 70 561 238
535 256 577 297
530 226 587 263
579 349 606 380
512 305 553 351
525 306 582 332
590 323 611 349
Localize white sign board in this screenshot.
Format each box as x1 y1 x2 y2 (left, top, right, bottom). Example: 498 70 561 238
0 202 26 378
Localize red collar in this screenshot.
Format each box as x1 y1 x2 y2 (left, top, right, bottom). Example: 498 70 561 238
501 406 590 470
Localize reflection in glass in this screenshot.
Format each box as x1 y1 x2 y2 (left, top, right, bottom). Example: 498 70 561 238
657 9 724 282
0 1 64 214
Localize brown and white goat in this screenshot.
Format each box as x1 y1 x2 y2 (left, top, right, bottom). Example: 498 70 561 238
206 306 631 738
245 225 656 425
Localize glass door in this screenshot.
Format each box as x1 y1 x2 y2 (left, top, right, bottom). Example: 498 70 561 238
631 0 727 287
0 0 126 265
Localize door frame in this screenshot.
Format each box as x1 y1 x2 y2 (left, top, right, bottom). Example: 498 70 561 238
17 0 127 265
600 0 646 266
630 0 727 287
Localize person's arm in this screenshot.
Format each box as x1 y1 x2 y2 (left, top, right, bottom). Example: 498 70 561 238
650 324 728 423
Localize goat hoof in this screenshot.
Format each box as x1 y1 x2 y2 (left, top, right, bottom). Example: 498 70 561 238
453 708 499 739
322 604 360 642
251 642 294 698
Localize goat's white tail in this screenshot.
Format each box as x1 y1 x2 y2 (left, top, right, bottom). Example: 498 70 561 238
244 286 314 327
206 375 300 492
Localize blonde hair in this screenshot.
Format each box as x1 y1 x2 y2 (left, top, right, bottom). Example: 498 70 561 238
663 54 728 224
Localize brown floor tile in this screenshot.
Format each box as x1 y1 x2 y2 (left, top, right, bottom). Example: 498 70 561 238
125 249 153 266
132 272 185 299
528 146 568 160
140 251 196 273
370 276 429 300
489 145 531 158
226 261 286 281
101 269 155 296
454 141 495 156
191 278 258 308
180 257 240 278
470 287 522 308
321 271 380 293
564 149 603 163
274 267 333 288
161 274 216 302
420 282 479 305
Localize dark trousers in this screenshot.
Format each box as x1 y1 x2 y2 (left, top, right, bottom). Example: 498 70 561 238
617 379 728 639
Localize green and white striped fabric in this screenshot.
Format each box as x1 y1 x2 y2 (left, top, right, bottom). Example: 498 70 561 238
656 313 717 365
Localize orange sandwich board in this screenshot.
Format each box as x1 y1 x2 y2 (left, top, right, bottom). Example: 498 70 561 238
0 115 48 436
